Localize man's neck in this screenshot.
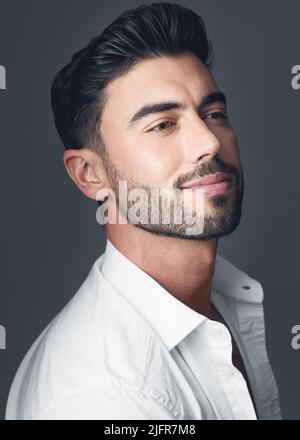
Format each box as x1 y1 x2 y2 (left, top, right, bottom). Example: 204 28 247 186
106 222 218 316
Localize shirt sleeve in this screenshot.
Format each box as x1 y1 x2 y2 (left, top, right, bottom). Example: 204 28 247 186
37 386 180 420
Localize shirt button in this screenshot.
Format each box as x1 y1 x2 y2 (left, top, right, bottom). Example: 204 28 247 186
218 366 234 378
209 322 230 341
210 326 224 339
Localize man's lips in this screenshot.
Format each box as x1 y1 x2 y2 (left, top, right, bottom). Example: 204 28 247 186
180 172 233 196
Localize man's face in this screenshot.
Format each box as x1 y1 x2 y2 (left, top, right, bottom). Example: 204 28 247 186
99 51 244 240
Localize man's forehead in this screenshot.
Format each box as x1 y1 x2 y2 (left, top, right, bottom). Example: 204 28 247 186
102 54 217 120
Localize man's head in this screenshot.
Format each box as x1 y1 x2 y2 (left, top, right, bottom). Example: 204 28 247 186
51 2 244 241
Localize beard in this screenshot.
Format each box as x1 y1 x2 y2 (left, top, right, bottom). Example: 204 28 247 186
101 148 244 241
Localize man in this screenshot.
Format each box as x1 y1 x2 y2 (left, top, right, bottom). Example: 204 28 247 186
6 2 281 420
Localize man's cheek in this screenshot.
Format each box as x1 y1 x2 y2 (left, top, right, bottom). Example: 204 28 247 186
220 131 241 165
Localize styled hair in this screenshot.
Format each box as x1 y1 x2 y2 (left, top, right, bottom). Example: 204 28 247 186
51 2 213 152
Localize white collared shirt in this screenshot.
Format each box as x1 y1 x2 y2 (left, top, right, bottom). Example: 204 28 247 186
5 239 281 420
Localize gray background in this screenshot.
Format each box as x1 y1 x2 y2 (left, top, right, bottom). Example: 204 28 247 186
0 0 299 419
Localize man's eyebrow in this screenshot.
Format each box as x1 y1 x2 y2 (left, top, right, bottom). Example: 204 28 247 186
127 91 227 128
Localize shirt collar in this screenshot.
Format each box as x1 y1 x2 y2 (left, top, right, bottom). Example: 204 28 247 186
100 238 263 351
212 254 264 304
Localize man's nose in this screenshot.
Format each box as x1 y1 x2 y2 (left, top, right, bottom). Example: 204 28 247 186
181 116 221 163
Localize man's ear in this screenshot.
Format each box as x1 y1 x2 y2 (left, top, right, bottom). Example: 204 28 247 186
63 147 108 201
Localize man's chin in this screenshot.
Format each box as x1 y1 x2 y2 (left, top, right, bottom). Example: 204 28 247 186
130 211 242 241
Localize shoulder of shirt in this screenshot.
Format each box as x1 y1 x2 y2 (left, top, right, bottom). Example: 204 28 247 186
8 252 185 420
213 254 264 304
7 250 264 420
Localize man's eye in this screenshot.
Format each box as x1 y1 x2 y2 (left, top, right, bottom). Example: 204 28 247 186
149 121 175 132
205 111 227 120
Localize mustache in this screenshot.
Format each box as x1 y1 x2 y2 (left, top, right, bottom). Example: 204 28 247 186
173 157 241 189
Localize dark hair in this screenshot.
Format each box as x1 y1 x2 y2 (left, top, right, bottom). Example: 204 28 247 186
51 2 213 152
